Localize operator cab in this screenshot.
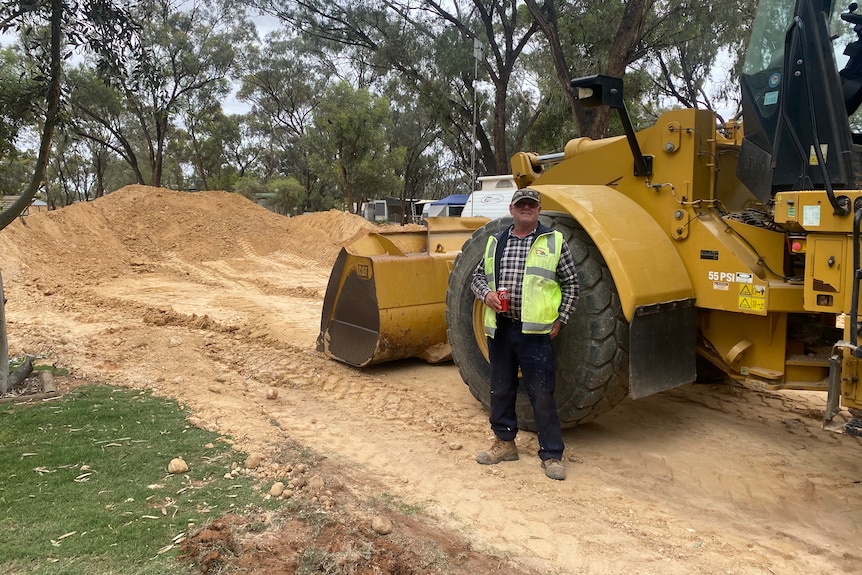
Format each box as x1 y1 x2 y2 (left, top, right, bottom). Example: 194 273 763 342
738 0 862 210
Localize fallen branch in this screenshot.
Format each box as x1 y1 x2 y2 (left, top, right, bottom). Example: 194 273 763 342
0 391 61 404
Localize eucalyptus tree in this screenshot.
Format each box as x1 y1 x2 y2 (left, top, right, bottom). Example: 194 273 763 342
0 149 34 198
0 0 136 230
308 81 403 213
68 0 254 188
177 90 240 191
384 78 446 202
0 48 41 164
250 0 541 183
67 65 147 184
0 48 41 197
238 33 326 205
418 0 540 175
45 132 99 205
636 0 756 120
225 115 266 180
523 0 755 138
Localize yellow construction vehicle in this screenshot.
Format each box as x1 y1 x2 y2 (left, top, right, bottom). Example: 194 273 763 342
318 0 862 435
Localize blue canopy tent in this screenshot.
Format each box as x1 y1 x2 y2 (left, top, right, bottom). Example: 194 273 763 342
423 194 469 218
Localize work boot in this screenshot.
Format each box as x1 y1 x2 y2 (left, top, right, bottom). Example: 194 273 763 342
541 458 566 481
476 438 518 465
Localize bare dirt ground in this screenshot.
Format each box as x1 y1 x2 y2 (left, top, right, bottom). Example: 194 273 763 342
3 186 862 575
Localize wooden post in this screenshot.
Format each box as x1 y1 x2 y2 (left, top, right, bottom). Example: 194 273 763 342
0 271 7 395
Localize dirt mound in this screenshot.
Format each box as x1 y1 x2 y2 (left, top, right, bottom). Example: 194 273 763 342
0 185 376 281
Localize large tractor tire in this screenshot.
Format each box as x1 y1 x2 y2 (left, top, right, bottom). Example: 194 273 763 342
445 214 630 430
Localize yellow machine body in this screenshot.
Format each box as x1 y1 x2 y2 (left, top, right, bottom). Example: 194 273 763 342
515 108 852 398
317 217 486 366
318 104 862 421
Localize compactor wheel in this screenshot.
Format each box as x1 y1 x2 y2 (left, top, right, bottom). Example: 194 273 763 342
445 215 630 430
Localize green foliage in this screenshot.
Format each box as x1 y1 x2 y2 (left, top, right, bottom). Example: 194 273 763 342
309 82 401 213
0 384 276 575
236 175 306 215
633 0 757 113
262 176 305 215
64 0 255 188
0 47 43 160
2 0 764 206
523 91 577 153
0 148 36 197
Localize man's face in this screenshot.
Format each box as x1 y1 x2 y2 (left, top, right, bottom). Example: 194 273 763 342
509 198 540 225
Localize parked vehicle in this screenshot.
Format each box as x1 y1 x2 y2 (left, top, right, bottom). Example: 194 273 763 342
460 175 517 220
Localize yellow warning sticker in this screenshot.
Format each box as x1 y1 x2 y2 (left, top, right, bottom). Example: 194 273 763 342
738 284 766 312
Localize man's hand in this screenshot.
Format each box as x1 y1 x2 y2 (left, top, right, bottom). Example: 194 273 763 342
550 320 562 340
483 291 503 312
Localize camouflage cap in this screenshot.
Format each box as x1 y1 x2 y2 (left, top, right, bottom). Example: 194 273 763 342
510 188 540 205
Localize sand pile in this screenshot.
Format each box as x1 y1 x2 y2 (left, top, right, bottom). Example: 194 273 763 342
0 185 379 281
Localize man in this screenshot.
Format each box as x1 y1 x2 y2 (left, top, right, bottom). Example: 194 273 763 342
470 188 578 481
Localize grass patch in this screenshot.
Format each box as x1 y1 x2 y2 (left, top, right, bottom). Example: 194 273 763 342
369 492 425 516
0 384 275 575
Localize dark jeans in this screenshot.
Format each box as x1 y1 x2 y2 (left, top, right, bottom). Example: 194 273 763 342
487 315 564 461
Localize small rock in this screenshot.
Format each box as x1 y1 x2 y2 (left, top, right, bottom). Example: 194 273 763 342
307 474 324 493
270 482 285 497
245 453 263 469
448 441 463 451
266 388 279 400
289 476 307 489
371 516 393 535
167 458 189 474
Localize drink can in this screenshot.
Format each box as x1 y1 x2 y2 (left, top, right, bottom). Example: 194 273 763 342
497 288 509 312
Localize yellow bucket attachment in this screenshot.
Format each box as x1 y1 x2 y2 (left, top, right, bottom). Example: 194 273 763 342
317 217 487 367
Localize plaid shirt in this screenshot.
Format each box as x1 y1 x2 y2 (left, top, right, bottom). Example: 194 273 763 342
471 226 578 324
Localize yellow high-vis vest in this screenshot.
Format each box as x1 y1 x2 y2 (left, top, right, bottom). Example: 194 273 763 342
483 228 563 337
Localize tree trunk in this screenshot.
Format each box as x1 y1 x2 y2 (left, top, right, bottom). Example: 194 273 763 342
492 82 509 175
526 0 651 139
339 157 355 214
1 272 8 395
8 357 32 390
94 152 105 198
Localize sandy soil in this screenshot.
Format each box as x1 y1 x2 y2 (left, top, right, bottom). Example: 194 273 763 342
2 186 862 574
